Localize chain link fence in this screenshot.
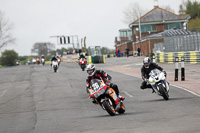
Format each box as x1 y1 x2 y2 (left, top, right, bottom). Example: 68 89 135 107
153 31 200 52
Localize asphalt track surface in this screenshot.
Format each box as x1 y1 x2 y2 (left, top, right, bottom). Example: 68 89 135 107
0 58 200 133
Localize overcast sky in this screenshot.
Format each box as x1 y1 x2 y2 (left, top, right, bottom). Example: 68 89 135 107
0 0 197 56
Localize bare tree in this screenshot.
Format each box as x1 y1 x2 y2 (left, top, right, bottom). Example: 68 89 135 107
123 2 147 25
179 0 188 14
0 10 15 50
161 5 175 13
31 42 55 56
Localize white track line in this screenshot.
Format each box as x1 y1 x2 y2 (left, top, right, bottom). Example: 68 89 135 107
122 91 133 97
170 84 200 97
0 89 7 97
108 69 200 97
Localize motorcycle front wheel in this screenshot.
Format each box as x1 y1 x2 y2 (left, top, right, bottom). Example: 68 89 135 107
118 102 125 114
81 64 85 71
54 67 57 73
102 100 116 116
158 84 169 100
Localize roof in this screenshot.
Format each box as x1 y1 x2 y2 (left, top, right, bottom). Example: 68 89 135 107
142 29 196 40
119 29 131 32
179 14 190 19
129 7 190 26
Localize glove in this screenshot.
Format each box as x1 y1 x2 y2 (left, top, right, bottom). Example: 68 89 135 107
144 78 149 82
91 98 97 104
92 100 97 104
162 70 167 77
106 81 110 86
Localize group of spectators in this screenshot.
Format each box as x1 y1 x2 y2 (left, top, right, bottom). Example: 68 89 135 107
63 49 88 56
116 48 142 57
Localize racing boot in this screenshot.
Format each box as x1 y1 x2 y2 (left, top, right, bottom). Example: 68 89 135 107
118 95 125 101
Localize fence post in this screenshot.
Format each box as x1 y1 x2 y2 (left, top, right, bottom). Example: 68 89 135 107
181 57 185 81
175 57 179 81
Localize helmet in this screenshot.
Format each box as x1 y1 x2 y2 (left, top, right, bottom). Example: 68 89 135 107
143 57 151 68
86 64 96 76
52 55 56 59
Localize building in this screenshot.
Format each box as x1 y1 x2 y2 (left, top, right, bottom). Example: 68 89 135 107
115 6 190 56
114 29 132 56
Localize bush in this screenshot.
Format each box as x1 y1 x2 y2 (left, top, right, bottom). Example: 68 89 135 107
0 50 18 66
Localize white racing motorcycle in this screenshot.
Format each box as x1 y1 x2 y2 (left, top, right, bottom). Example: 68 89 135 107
147 69 169 100
52 61 58 73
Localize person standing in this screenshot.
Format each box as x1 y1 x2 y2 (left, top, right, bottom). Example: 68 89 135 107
116 50 118 57
126 48 129 57
118 49 120 57
137 48 141 56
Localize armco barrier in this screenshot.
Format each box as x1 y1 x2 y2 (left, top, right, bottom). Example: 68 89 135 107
154 51 200 64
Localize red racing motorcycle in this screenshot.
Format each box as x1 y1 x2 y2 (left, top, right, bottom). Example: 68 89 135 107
88 78 125 116
79 58 87 71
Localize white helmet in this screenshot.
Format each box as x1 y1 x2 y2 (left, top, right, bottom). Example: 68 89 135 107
143 57 151 68
86 64 96 76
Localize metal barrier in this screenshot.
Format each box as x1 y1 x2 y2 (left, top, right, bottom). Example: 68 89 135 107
86 55 105 64
154 51 200 64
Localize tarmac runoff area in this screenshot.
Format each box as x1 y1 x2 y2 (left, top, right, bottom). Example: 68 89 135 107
104 57 200 97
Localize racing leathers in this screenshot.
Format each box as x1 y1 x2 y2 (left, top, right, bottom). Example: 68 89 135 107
140 63 164 89
86 70 123 103
50 56 57 66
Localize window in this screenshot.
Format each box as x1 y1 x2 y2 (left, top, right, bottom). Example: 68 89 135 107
164 23 182 30
164 24 169 30
120 31 127 37
140 25 157 33
141 25 151 33
152 24 157 32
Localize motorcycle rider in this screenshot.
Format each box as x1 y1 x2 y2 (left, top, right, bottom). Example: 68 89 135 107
78 53 86 60
41 54 45 59
140 57 166 91
36 58 40 64
86 64 125 104
41 54 45 63
79 53 87 65
50 56 58 66
57 56 61 66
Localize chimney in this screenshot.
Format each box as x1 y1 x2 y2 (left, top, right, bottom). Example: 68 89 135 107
154 0 159 8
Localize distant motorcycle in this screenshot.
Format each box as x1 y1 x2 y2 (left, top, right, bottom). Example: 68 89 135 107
57 58 61 66
41 58 45 66
36 59 40 65
88 78 125 116
147 69 169 100
52 61 58 73
79 58 87 71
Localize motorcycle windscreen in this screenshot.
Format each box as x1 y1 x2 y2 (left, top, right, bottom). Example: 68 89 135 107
149 69 160 77
90 79 102 91
90 79 106 98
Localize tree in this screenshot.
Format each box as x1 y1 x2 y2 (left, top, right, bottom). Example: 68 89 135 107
56 47 68 56
161 5 175 13
179 0 200 19
31 42 55 56
188 17 200 32
186 0 200 19
0 50 18 66
0 10 15 50
123 2 147 24
179 0 188 14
